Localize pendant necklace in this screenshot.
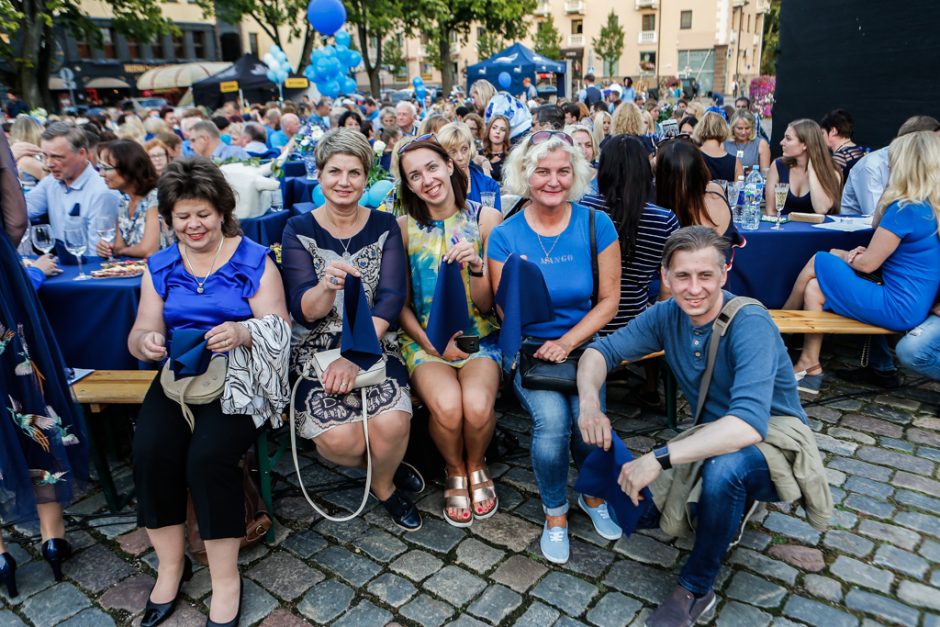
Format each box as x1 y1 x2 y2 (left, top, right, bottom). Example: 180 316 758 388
536 231 563 264
338 236 353 260
181 237 225 294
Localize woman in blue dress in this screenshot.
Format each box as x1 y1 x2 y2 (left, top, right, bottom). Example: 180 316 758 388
0 132 88 597
784 131 940 394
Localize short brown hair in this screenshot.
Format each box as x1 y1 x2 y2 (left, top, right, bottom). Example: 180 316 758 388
99 139 158 195
661 225 729 270
398 139 468 226
157 157 241 236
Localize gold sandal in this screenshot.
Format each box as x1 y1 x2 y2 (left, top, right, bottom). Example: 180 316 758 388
469 466 499 520
443 474 473 528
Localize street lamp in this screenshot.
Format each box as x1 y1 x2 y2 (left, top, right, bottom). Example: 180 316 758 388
733 0 749 98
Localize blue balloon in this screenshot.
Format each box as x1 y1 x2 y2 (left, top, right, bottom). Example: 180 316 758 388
304 66 316 80
498 71 511 90
345 50 362 69
307 0 346 37
334 30 352 47
311 184 326 207
416 87 427 100
341 76 358 96
319 79 340 98
316 56 342 80
266 69 278 83
412 76 423 87
321 45 337 58
367 180 394 207
311 47 325 63
335 45 352 67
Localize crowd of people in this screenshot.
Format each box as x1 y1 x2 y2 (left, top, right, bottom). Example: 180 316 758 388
0 76 938 627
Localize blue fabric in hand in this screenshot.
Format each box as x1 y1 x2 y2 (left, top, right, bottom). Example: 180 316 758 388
574 436 652 537
168 328 211 378
495 254 554 361
341 274 382 370
425 258 471 356
53 240 83 266
68 202 81 217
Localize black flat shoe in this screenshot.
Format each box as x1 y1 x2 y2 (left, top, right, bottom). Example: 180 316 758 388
206 577 242 627
40 538 72 582
0 552 17 597
142 555 193 627
376 488 422 531
394 461 426 493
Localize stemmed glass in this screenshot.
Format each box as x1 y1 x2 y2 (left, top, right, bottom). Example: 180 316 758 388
63 226 90 281
774 183 789 230
95 216 117 262
33 224 54 255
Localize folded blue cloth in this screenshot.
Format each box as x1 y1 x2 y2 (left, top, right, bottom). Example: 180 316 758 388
341 274 382 370
53 240 83 266
68 202 81 217
494 254 554 363
574 436 652 537
168 328 211 378
425 258 471 356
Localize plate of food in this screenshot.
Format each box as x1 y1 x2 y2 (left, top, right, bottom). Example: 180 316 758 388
91 260 147 279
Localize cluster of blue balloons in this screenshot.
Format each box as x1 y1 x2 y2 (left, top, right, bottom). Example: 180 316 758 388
304 35 361 99
263 46 291 85
412 76 427 101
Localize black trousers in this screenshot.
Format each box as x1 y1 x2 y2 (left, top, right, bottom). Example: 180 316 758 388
133 378 257 539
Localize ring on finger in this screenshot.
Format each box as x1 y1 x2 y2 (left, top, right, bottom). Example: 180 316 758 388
330 276 339 285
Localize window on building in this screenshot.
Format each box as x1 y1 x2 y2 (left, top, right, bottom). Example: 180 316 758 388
172 33 185 58
249 33 259 56
747 14 751 32
639 51 656 73
100 27 116 59
477 27 485 40
76 35 92 59
680 10 692 29
126 37 141 59
193 31 206 58
642 14 655 31
572 19 583 35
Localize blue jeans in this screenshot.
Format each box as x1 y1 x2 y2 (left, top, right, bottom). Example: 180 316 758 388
512 370 605 516
896 315 940 380
636 445 779 595
869 336 896 373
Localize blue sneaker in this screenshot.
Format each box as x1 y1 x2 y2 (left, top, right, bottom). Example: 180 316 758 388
797 372 823 395
540 522 569 564
578 495 623 541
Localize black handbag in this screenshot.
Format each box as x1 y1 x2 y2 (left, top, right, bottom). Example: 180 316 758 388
519 342 585 392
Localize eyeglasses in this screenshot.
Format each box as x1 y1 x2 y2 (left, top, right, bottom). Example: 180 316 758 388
397 133 439 156
530 130 574 146
98 163 116 173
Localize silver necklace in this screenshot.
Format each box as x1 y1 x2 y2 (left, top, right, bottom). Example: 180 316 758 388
536 231 563 263
181 237 225 294
338 236 353 260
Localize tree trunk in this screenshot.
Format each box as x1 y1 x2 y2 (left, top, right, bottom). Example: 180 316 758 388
438 31 453 98
355 21 380 97
299 26 315 74
38 20 54 111
368 38 382 98
19 0 44 109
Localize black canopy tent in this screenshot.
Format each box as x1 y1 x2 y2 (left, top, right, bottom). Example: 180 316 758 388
191 53 307 109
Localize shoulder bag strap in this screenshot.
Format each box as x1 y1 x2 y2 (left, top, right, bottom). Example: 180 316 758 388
692 296 765 425
589 208 598 307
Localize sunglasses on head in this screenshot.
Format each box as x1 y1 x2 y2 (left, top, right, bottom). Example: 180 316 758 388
530 130 574 146
397 133 439 155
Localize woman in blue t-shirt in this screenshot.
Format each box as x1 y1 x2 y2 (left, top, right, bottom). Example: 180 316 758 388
488 130 622 565
128 158 289 626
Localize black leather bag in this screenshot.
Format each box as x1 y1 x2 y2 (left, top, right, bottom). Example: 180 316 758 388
519 342 585 393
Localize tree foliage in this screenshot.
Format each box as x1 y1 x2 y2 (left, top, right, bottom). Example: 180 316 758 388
592 11 624 78
383 37 406 78
477 29 507 60
0 0 173 109
760 0 781 75
533 15 561 61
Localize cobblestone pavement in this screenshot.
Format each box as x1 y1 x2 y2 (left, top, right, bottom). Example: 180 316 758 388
1 345 939 626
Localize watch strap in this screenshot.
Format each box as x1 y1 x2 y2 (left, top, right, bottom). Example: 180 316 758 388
653 446 672 471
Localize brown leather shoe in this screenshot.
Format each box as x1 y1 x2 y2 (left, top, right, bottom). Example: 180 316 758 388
645 585 716 627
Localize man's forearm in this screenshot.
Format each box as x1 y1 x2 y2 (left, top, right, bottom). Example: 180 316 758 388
666 415 762 465
577 348 609 409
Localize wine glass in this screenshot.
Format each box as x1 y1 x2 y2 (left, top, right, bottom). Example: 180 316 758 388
95 216 117 262
33 224 54 255
63 226 90 281
774 183 789 230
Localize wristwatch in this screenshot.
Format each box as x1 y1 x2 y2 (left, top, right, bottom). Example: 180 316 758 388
467 264 485 277
653 446 672 471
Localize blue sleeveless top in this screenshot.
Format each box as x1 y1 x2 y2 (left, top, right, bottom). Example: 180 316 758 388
148 237 268 334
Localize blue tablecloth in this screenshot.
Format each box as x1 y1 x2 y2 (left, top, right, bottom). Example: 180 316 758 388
726 218 874 308
241 210 290 247
39 258 142 370
282 176 318 208
282 160 305 178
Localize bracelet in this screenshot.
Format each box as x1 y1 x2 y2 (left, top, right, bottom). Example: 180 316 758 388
468 264 484 277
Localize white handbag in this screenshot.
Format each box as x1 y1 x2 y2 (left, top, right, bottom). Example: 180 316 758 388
289 350 386 522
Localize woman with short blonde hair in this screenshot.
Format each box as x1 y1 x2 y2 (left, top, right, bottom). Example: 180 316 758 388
693 112 743 182
592 110 612 148
725 109 770 170
437 122 502 210
469 79 497 116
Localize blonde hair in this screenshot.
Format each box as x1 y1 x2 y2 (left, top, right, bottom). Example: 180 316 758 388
418 113 449 137
640 110 654 135
592 110 611 147
729 109 758 142
143 116 167 136
782 119 842 214
469 79 497 113
875 131 940 234
436 121 474 152
502 132 592 201
10 116 42 146
389 135 416 181
117 118 146 144
612 102 644 136
685 102 705 119
315 127 374 172
692 111 731 144
565 124 598 162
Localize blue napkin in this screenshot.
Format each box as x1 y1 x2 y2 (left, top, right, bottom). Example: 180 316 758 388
53 239 83 266
574 436 653 537
425 258 471 356
168 328 211 379
494 254 554 361
68 202 81 217
341 274 382 370
282 161 305 177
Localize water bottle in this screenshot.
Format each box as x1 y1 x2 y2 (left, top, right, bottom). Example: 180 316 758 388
746 165 764 205
270 190 284 212
731 175 746 224
742 200 761 230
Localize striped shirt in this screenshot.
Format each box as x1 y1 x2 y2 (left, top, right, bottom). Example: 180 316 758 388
580 193 679 335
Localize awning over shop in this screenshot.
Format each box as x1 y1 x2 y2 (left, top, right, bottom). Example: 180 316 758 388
49 77 66 90
136 62 231 92
85 77 131 89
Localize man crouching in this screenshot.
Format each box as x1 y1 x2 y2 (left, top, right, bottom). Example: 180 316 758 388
577 226 831 627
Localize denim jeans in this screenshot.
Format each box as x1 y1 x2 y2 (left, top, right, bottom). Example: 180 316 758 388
636 445 779 596
512 369 605 516
869 336 896 373
896 315 940 380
